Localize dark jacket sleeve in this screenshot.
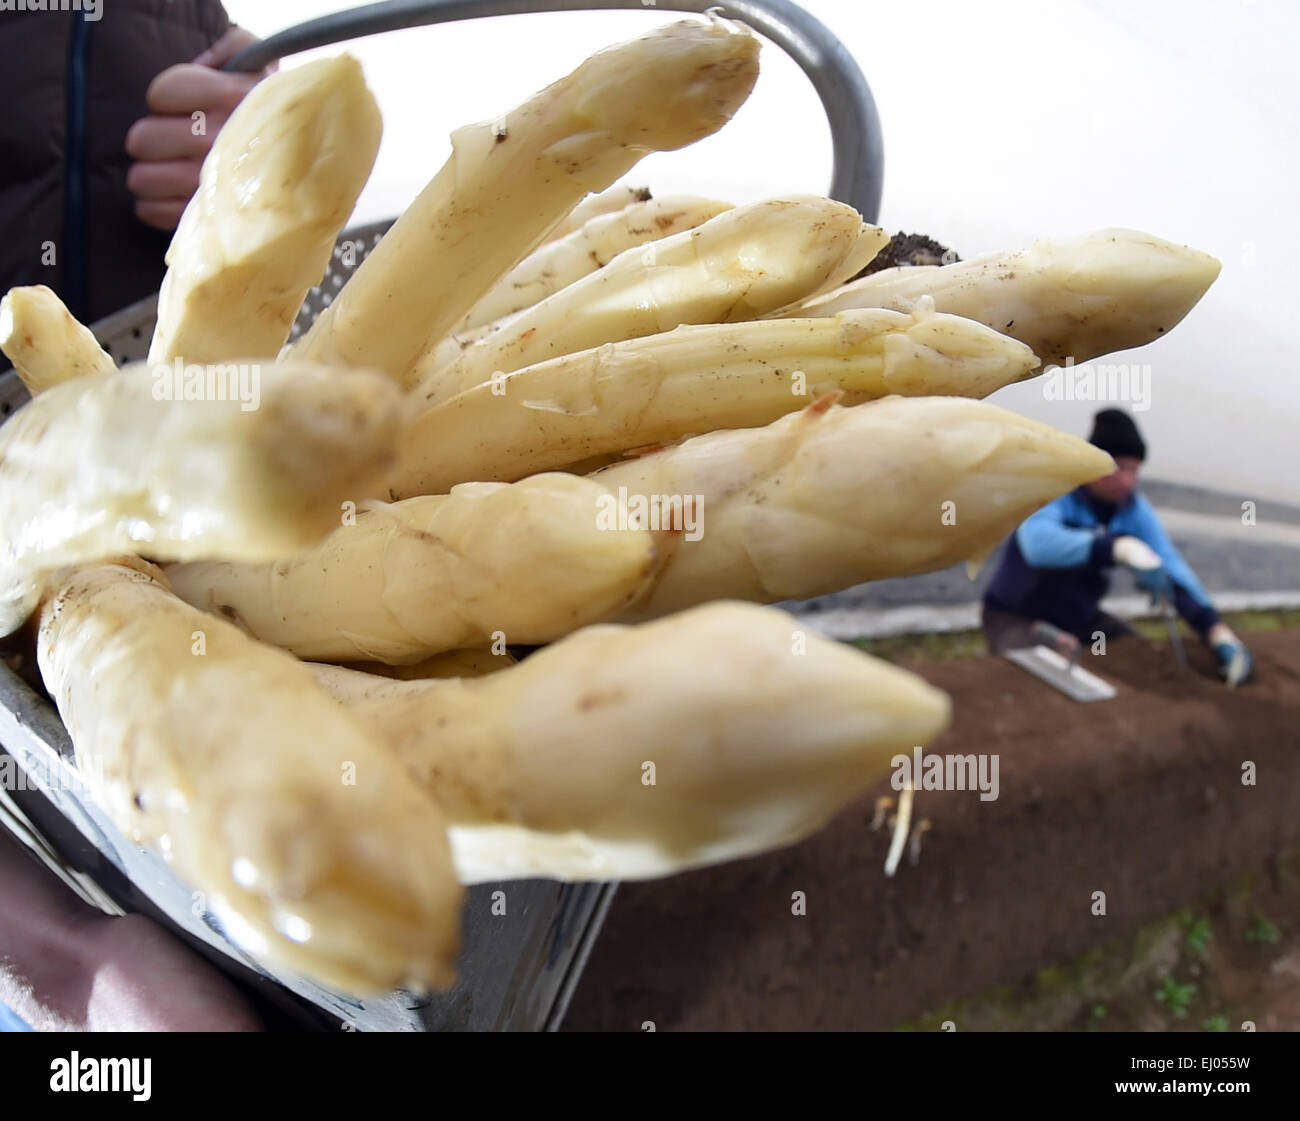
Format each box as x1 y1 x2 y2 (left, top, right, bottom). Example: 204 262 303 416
1124 494 1221 637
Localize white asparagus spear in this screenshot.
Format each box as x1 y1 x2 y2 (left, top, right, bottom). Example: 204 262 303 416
411 197 887 402
393 304 1038 496
414 322 497 390
779 228 1221 370
584 394 1115 621
37 560 463 994
0 360 403 636
311 601 951 882
166 473 659 663
148 54 382 365
0 285 115 394
288 18 760 382
540 184 652 245
453 195 733 334
395 188 679 378
423 198 732 380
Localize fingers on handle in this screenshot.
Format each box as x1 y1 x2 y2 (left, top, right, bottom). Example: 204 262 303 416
145 63 259 115
192 25 260 69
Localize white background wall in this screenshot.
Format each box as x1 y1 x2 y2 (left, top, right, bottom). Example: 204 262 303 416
224 0 1299 503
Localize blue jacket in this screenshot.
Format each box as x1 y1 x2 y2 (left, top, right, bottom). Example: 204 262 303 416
984 487 1220 641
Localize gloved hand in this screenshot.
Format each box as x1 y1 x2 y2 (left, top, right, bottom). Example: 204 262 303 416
1112 535 1170 599
1208 623 1253 687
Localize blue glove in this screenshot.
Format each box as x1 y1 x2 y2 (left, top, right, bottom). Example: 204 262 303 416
1214 639 1253 687
1136 566 1172 601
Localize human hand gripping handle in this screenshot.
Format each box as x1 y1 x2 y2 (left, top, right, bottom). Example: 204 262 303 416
1117 538 1252 686
1208 622 1254 688
1112 534 1171 597
125 28 275 232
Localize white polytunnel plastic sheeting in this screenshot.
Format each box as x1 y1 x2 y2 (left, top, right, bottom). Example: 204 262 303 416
223 0 1300 503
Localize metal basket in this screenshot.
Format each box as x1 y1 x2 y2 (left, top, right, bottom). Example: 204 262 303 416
0 0 881 1031
0 220 614 1031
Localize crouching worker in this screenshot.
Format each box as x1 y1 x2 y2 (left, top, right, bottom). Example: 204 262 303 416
981 408 1253 686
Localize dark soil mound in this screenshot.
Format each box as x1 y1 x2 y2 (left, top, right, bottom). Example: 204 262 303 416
564 630 1300 1031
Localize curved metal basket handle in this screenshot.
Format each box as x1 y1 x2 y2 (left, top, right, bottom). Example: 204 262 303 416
224 0 883 222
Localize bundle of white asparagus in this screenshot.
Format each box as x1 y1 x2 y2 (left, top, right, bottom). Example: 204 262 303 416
0 15 1221 996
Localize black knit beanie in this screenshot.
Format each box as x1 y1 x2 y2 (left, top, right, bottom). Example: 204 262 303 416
1088 408 1146 461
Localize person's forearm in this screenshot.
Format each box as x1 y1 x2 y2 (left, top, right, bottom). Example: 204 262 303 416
1172 583 1220 638
0 826 102 1030
0 824 264 1031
